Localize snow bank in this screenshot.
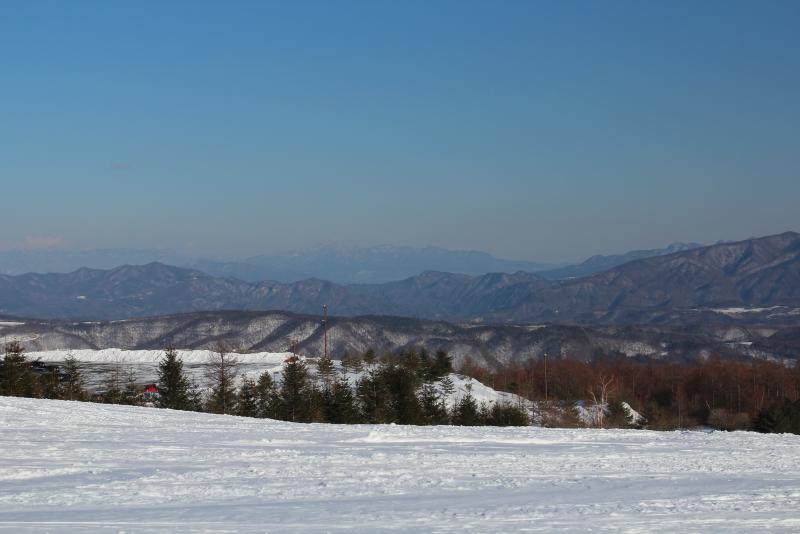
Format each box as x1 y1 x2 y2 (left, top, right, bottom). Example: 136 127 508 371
1 397 799 532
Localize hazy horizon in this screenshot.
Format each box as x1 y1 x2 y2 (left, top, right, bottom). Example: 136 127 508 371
2 230 798 267
3 1 799 263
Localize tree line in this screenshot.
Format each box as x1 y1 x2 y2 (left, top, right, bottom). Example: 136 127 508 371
3 340 799 433
0 342 529 427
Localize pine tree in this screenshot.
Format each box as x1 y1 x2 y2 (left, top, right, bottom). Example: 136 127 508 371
755 400 800 434
255 371 279 418
349 353 364 374
378 364 422 424
61 354 87 401
356 371 391 424
0 341 35 397
431 350 453 379
419 382 448 425
205 346 239 414
237 376 258 417
331 375 358 423
418 348 432 381
439 374 456 398
316 353 335 387
402 348 420 373
186 379 203 412
485 402 530 426
362 348 376 370
279 356 314 422
156 348 192 410
452 383 483 426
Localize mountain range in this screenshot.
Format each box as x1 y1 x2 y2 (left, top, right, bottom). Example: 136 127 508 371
0 241 706 284
2 310 797 368
0 232 798 325
536 242 703 280
0 245 557 283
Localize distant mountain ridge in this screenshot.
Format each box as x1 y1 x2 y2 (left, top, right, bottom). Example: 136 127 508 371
0 232 798 325
0 244 556 283
0 241 707 284
538 242 703 279
188 244 557 283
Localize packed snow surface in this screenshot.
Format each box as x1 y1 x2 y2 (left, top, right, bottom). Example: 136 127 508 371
2 397 800 532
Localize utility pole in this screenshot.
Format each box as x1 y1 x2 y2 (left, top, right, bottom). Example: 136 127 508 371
322 304 328 360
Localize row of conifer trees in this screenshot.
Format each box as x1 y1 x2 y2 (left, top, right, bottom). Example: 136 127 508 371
0 341 530 427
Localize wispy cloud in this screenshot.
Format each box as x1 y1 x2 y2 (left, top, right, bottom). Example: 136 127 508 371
24 235 68 250
110 162 131 171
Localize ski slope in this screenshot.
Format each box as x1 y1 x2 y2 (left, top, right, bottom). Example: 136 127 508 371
2 397 799 532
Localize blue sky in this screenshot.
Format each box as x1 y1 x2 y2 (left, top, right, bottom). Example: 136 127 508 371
1 0 798 262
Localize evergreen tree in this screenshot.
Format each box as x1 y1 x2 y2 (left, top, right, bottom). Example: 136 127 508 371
279 356 316 422
237 376 258 417
452 383 483 426
755 400 800 434
419 382 449 425
255 371 279 418
378 364 422 424
402 348 420 373
316 353 335 387
0 341 35 397
330 375 358 423
356 371 391 423
362 348 377 370
186 379 203 412
606 400 634 429
205 347 239 414
431 350 453 379
439 374 456 398
418 348 432 381
156 348 192 410
61 354 86 401
349 353 364 374
484 402 530 426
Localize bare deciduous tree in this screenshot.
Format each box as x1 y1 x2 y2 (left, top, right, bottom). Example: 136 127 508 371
588 374 617 428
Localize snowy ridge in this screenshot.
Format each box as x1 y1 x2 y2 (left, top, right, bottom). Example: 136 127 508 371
1 397 799 532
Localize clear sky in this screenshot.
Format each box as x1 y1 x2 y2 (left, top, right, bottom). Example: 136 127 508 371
1 0 798 262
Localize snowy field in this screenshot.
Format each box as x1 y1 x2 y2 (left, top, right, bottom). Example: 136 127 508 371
2 397 800 532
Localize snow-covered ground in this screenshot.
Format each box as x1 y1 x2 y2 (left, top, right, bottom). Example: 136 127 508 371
2 397 799 532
